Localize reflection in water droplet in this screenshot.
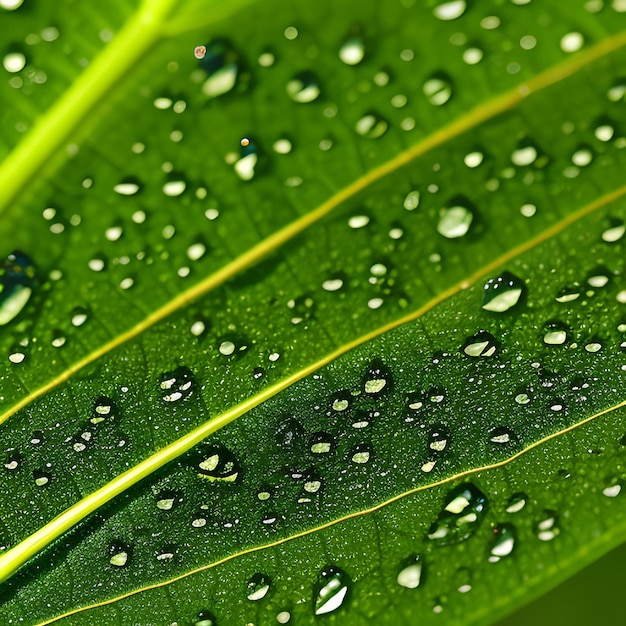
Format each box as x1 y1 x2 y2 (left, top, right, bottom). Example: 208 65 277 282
108 540 131 567
536 510 559 541
428 484 488 545
0 250 36 326
423 73 453 105
397 555 423 589
355 112 389 138
200 38 241 98
433 0 467 20
488 524 516 562
363 360 391 394
462 331 498 357
543 322 568 346
351 443 371 464
314 566 350 616
482 272 525 312
246 572 271 601
309 431 334 454
428 425 450 454
286 71 321 103
339 36 365 65
437 203 473 238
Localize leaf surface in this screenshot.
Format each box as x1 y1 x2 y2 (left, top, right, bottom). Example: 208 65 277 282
0 0 625 624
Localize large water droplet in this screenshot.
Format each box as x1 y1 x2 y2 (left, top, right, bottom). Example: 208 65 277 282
339 35 365 65
462 331 498 357
505 493 527 514
488 524 516 562
355 111 389 138
0 250 35 325
428 425 450 454
482 272 524 312
159 366 195 402
314 566 350 616
397 555 423 589
90 396 116 425
428 484 488 545
433 0 467 20
543 322 568 346
197 445 240 482
286 71 321 103
363 359 391 394
246 572 271 601
437 202 473 238
200 38 241 98
423 73 453 105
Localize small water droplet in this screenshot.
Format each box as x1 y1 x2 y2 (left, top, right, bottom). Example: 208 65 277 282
350 443 371 464
505 493 527 514
155 489 181 511
555 284 581 303
246 572 271 601
363 360 391 394
33 469 51 487
159 366 195 402
0 250 36 325
108 540 131 567
71 306 89 327
536 510 559 541
423 73 453 105
437 202 473 238
194 610 217 626
397 555 423 589
488 426 517 446
355 111 388 138
428 484 488 545
601 219 625 243
113 178 141 196
560 31 584 53
233 139 258 181
309 431 334 454
91 396 116 424
543 321 568 346
194 45 207 60
428 425 450 454
275 418 305 448
462 331 498 357
286 71 321 103
488 523 516 562
199 38 241 98
511 139 540 166
314 566 350 616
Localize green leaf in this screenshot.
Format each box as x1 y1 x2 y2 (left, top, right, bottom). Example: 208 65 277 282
0 0 625 624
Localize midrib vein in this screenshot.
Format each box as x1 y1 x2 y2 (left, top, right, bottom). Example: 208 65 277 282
2 29 626 427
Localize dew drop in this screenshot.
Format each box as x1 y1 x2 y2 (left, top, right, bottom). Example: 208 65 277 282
90 396 116 425
113 179 141 195
3 51 26 73
397 555 423 589
351 443 371 464
428 425 450 454
536 510 559 541
275 417 305 448
433 0 467 20
555 284 581 303
159 366 195 402
404 190 420 211
108 540 131 567
246 572 271 601
462 331 498 357
560 32 584 53
194 610 217 626
423 73 453 105
543 322 568 346
33 469 51 487
314 566 350 616
0 250 36 325
194 45 207 60
197 445 240 482
309 431 334 454
155 490 181 511
437 203 473 238
355 111 389 138
488 426 517 446
234 139 258 181
482 272 525 312
199 38 241 98
286 71 321 103
602 219 625 243
363 360 391 394
505 493 527 514
511 139 539 166
339 36 365 65
427 484 488 545
488 524 516 562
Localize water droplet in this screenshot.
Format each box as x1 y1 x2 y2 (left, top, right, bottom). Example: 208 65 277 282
90 396 116 425
155 489 181 511
197 445 240 482
603 481 622 498
571 144 593 166
437 202 473 238
309 431 334 454
555 283 581 303
536 510 559 541
194 610 217 626
194 45 207 60
427 483 488 545
560 32 584 53
234 138 258 181
4 452 21 471
423 73 453 105
505 493 527 514
286 71 320 103
488 524 516 562
587 268 610 288
159 366 195 402
397 555 423 588
314 566 350 616
433 0 467 20
355 111 389 138
462 331 498 357
511 139 540 166
339 36 365 65
602 219 625 243
543 322 568 346
108 540 131 567
0 250 35 325
246 572 271 601
351 443 371 464
482 272 525 312
30 430 44 446
275 418 305 448
363 360 391 394
488 426 517 446
464 150 484 168
113 178 141 195
199 38 241 98
33 469 51 487
428 425 450 454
